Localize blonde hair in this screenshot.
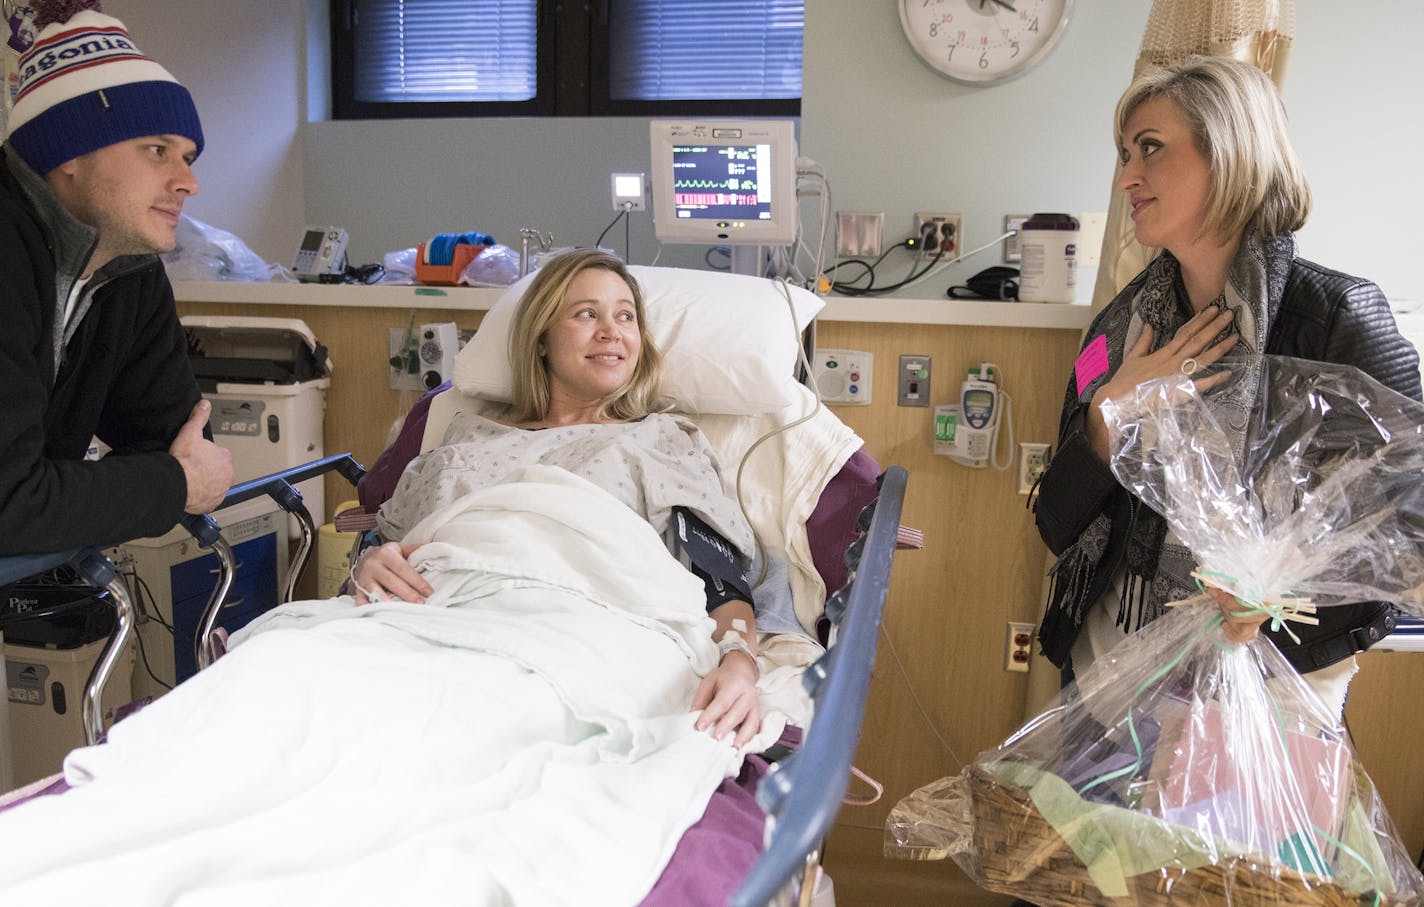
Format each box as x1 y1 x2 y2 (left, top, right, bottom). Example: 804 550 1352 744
506 248 664 424
1114 56 1311 241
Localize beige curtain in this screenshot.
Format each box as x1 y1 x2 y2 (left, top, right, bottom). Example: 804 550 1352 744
1090 0 1296 314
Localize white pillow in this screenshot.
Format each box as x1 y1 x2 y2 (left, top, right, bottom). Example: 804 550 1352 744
452 265 824 415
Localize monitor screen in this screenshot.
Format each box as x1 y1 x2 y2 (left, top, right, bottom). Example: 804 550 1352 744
650 120 798 248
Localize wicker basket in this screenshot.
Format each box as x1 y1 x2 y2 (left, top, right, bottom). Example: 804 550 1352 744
966 765 1412 907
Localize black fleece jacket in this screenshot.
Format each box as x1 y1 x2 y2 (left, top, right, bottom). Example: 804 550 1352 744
1034 255 1422 674
0 147 200 556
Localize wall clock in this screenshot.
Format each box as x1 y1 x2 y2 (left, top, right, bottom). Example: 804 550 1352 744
898 0 1075 86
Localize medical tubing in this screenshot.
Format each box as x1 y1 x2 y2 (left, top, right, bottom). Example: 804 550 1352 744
347 555 383 602
733 278 824 591
794 161 832 294
717 631 760 679
964 360 1015 472
990 392 1014 471
877 619 965 768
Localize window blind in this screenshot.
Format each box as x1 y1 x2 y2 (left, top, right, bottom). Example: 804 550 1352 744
607 0 803 101
352 0 538 103
343 0 803 112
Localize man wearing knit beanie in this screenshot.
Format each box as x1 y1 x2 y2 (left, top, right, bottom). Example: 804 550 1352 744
0 9 232 556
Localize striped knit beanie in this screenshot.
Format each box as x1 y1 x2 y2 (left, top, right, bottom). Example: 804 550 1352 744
6 11 202 175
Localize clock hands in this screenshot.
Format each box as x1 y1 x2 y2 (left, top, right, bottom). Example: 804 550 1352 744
976 0 1017 10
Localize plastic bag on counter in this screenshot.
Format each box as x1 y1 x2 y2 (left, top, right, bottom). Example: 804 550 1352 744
380 247 419 284
161 214 285 282
886 600 1424 905
457 243 519 287
885 355 1424 905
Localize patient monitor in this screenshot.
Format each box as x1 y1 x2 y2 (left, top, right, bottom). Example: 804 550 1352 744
649 119 798 276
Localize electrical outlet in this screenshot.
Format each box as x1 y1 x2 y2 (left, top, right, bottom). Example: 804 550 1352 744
1004 214 1030 263
1017 442 1051 495
912 212 963 257
1006 621 1035 672
388 327 423 391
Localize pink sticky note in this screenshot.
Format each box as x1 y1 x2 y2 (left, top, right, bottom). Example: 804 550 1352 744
1074 334 1109 396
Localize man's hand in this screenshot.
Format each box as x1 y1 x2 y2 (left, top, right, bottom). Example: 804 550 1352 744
170 400 233 514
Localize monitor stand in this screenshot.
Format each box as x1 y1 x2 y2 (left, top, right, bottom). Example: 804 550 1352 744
730 245 766 277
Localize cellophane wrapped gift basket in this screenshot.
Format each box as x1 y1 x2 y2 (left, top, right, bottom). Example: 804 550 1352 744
887 355 1424 906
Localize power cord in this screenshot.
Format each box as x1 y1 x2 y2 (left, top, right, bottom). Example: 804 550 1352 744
126 569 174 692
596 205 633 261
895 229 1016 295
830 229 945 296
704 246 732 271
316 262 385 285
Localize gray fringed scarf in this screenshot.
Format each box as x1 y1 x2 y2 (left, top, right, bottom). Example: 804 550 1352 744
1047 231 1294 637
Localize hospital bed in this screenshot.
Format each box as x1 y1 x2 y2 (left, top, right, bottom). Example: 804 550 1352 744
0 448 906 905
0 266 910 905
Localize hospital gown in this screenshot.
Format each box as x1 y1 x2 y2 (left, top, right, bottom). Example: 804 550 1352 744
377 411 755 560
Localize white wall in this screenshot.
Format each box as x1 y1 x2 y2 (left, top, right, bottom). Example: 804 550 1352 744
96 0 1424 303
800 1 1149 301
102 0 306 264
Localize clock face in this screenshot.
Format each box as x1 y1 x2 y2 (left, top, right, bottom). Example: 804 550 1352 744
899 0 1075 86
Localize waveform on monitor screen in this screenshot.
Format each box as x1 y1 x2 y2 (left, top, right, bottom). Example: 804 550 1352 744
674 192 760 207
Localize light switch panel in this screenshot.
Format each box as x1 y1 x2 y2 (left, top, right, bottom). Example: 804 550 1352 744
897 354 931 407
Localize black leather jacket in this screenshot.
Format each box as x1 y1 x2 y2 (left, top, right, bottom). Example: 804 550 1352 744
1034 255 1422 673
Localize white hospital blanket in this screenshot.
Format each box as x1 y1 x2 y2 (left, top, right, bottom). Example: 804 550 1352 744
0 466 783 906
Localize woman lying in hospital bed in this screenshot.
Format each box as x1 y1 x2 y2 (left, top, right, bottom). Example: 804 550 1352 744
355 248 763 747
0 250 863 905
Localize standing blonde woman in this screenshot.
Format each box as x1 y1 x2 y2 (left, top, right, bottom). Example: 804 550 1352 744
1033 57 1420 717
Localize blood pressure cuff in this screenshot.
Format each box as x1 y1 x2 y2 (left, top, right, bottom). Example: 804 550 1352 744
668 506 752 612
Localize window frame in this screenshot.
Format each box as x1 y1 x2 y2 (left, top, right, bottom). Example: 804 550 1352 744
330 0 801 120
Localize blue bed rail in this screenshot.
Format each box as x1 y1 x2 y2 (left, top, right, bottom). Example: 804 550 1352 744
732 465 908 907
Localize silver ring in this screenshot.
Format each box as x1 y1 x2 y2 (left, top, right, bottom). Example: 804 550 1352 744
1181 357 1199 375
